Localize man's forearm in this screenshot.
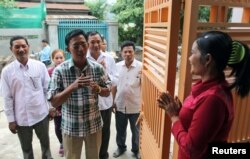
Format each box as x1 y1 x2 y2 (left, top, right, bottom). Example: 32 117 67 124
50 85 75 107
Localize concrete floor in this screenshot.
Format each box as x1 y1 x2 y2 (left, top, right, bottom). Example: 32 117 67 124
0 97 135 159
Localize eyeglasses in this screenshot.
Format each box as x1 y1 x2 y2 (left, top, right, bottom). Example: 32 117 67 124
72 42 87 50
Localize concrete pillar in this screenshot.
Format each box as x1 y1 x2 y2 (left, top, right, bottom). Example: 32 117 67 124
107 21 119 52
46 19 59 51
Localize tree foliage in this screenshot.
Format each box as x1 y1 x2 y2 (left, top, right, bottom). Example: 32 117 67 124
198 6 210 22
0 0 16 8
85 0 108 20
111 0 144 45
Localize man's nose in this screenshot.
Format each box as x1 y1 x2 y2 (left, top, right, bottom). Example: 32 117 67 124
94 42 100 47
78 45 85 50
18 47 25 52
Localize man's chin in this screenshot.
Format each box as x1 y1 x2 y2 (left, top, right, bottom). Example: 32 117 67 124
18 55 28 59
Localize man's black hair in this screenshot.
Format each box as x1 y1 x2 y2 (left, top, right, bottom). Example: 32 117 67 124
10 36 29 47
65 29 87 47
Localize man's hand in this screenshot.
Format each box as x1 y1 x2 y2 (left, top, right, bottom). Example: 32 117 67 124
90 82 101 94
49 107 56 120
72 74 92 90
99 60 106 69
9 122 18 134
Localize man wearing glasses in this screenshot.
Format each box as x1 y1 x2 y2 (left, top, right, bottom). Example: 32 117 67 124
48 29 110 159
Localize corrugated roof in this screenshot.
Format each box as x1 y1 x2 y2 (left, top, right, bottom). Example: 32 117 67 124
16 2 89 11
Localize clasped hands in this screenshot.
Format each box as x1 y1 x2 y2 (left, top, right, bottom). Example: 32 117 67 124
73 74 101 93
157 92 182 118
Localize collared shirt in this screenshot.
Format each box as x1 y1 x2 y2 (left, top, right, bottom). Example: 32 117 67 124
87 51 118 110
1 59 50 126
115 59 142 114
48 58 106 137
39 45 51 62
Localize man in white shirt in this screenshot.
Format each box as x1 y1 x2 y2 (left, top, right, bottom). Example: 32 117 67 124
113 41 142 159
37 39 51 66
87 31 117 159
1 36 52 159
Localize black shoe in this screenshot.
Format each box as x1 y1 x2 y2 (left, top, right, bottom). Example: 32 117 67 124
113 148 126 158
134 152 141 159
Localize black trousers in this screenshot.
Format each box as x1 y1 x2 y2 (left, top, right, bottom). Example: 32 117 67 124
99 107 112 159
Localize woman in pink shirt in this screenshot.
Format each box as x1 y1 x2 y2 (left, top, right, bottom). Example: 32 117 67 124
48 49 65 157
157 31 250 159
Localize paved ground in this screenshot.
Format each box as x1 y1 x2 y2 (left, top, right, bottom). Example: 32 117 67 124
0 97 135 159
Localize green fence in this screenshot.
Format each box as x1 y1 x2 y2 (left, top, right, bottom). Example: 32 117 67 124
58 19 108 60
0 2 46 28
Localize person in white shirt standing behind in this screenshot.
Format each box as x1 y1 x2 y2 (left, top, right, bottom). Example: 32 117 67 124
87 31 117 159
0 36 53 159
113 41 142 159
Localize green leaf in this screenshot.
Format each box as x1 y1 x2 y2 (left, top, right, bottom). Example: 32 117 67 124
111 0 144 45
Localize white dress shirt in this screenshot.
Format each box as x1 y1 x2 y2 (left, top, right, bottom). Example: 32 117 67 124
1 59 50 126
115 59 142 114
87 51 118 110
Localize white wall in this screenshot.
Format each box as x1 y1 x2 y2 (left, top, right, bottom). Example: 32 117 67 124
0 28 45 56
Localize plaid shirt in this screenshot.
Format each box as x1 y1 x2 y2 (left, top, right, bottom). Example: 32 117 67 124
48 58 106 137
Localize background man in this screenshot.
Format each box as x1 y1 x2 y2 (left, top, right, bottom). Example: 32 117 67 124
37 39 51 66
87 31 117 159
113 41 142 159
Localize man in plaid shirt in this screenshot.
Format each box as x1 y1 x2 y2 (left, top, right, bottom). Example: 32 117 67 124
48 29 110 159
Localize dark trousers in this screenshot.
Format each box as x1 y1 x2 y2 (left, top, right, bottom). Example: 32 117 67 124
99 107 112 159
17 116 52 159
54 116 62 144
115 111 140 153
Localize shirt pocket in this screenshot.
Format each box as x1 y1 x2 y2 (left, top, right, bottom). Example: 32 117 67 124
28 76 42 91
130 76 141 88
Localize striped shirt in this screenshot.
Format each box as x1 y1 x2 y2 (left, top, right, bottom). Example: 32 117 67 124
48 58 106 137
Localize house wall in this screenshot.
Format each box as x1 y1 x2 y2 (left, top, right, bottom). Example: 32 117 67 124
0 28 46 56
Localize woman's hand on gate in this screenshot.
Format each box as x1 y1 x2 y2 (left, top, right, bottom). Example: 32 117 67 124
157 92 182 117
